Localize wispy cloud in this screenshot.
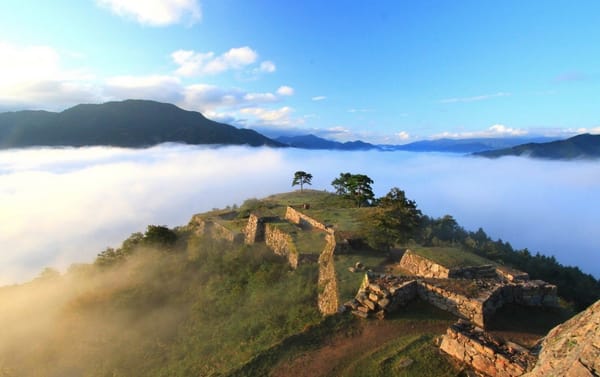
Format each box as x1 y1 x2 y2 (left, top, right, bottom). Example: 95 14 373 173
555 71 588 82
258 60 276 73
311 96 327 101
172 47 260 76
276 86 294 96
431 124 528 139
439 92 511 104
239 106 303 127
96 0 201 26
348 108 374 113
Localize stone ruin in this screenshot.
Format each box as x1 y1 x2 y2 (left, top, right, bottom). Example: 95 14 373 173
440 321 536 377
343 249 560 377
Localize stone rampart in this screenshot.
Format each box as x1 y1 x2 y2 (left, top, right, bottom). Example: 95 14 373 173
440 321 535 377
399 249 451 278
400 249 533 282
317 233 339 315
417 280 488 327
244 213 264 244
345 274 418 319
264 224 298 269
189 215 242 243
285 206 333 234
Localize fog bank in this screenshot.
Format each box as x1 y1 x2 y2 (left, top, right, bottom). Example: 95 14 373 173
1 145 598 284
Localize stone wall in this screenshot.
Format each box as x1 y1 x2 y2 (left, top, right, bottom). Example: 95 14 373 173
399 249 532 282
345 274 418 319
417 280 488 327
264 224 298 269
317 233 339 315
440 321 535 377
450 265 498 280
496 266 530 282
398 249 451 278
244 213 264 244
189 215 243 243
285 206 333 234
484 281 559 318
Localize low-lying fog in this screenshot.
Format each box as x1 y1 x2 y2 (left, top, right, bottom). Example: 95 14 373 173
1 144 598 284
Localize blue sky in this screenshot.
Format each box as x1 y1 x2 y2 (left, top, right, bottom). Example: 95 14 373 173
1 0 599 143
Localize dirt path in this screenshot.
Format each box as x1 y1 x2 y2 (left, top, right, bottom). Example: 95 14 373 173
270 317 450 377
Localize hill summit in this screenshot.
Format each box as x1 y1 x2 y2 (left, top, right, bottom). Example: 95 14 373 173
0 99 282 148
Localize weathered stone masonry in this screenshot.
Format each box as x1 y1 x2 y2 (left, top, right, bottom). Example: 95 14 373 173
440 321 536 377
189 214 244 243
242 207 341 315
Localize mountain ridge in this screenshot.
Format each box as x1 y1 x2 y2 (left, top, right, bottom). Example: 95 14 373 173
474 133 600 159
0 99 282 148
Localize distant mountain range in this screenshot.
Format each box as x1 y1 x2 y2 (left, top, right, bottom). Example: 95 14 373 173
275 133 560 154
474 133 600 159
0 100 281 149
2 100 596 159
275 134 376 150
382 136 559 153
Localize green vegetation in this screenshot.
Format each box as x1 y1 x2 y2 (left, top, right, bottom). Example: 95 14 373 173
334 335 457 377
292 170 313 192
1 187 599 376
363 187 423 251
410 246 495 269
335 251 390 302
332 172 376 207
0 232 321 376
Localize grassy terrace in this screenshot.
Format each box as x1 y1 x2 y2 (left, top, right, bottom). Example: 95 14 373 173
410 246 495 269
269 220 327 255
334 251 389 302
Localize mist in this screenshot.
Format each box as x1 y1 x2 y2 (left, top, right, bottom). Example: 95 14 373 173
1 144 599 284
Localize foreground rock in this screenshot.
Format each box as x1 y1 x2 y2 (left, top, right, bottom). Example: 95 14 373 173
524 299 600 377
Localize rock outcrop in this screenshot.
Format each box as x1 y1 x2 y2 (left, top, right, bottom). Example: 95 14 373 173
524 299 600 377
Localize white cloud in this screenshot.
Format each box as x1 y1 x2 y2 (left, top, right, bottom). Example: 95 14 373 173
396 131 410 141
0 42 100 109
105 75 183 103
574 127 600 135
240 106 302 127
2 146 599 283
259 61 276 73
96 0 201 26
276 85 294 96
172 46 258 76
181 84 284 112
311 96 327 101
439 92 511 104
348 108 374 113
432 124 528 139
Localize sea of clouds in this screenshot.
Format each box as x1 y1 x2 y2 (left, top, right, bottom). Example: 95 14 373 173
1 144 598 285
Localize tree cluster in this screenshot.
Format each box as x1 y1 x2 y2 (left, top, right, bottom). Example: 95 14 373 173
95 225 178 266
331 172 375 207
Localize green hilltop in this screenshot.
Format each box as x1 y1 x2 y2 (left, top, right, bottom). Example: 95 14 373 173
0 186 598 376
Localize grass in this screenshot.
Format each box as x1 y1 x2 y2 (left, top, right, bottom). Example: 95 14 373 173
334 334 459 377
330 301 460 377
294 229 327 255
303 207 368 233
410 246 495 268
334 250 390 302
